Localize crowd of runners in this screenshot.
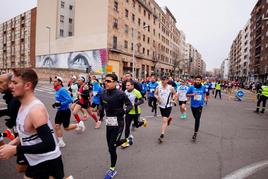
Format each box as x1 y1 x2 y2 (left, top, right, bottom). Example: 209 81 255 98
0 68 267 179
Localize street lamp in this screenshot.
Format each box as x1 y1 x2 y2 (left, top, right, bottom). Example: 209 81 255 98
132 24 150 78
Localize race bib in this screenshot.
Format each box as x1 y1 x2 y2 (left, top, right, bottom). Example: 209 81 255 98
205 88 208 92
105 117 118 126
194 94 202 101
92 91 97 96
150 89 155 93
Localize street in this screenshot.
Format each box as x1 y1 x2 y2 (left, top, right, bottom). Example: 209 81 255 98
1 82 268 179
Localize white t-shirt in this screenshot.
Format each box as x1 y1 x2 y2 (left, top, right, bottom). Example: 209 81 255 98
157 85 173 108
177 85 188 101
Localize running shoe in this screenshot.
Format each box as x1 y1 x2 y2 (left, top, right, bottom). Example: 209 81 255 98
142 118 148 128
104 169 118 179
184 113 187 119
158 134 164 144
192 133 197 142
58 140 66 148
180 114 184 119
121 142 130 148
167 117 173 126
95 121 101 129
128 135 134 145
78 121 86 132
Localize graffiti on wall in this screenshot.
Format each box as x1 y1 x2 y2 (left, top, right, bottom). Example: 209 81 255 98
36 49 108 74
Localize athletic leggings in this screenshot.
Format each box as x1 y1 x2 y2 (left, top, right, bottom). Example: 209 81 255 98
215 90 221 99
256 95 267 112
148 97 157 114
106 121 127 168
191 106 203 133
125 114 144 138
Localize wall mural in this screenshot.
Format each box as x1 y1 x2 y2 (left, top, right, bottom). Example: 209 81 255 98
36 48 108 74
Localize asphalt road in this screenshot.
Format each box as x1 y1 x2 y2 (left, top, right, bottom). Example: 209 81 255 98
0 82 268 179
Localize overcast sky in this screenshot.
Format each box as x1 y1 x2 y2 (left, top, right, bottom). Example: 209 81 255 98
0 0 257 70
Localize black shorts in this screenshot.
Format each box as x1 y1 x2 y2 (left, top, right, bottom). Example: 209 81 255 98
25 156 64 179
55 109 71 128
76 100 90 109
91 103 100 109
16 152 28 165
159 107 172 118
179 101 187 106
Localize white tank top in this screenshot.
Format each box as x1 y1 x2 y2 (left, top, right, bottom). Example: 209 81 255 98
16 99 61 166
158 85 173 108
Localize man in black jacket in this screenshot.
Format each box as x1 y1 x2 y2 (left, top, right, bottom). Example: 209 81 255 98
100 73 133 179
0 73 21 129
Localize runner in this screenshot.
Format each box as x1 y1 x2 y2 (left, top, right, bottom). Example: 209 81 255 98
186 75 206 142
91 78 102 128
204 79 211 105
0 68 64 178
99 74 133 179
154 76 176 143
53 76 82 148
148 75 159 117
121 80 147 148
176 80 189 119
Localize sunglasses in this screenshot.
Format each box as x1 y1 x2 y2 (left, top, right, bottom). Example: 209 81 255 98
105 80 114 83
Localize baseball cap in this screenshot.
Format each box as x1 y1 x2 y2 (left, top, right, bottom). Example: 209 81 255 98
55 76 63 83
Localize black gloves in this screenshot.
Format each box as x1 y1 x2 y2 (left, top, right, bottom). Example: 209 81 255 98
52 101 61 108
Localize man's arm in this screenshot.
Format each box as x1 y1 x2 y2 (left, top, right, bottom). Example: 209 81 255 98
123 93 133 114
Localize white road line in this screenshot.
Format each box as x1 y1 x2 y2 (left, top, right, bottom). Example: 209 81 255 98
222 160 268 179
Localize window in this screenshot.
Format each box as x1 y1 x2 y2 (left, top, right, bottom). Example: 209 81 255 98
133 0 136 8
69 18 73 24
60 15 64 23
69 5 73 10
147 49 150 56
144 10 146 16
131 43 133 50
132 14 135 22
138 18 141 26
124 40 128 49
125 9 129 17
69 31 73 36
60 29 64 37
143 34 145 41
147 37 150 44
125 24 129 33
143 48 145 54
61 1 65 8
114 1 118 11
113 18 118 29
112 36 117 49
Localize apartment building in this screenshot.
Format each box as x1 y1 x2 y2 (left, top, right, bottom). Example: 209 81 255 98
35 0 187 78
250 0 268 82
229 31 242 80
241 20 251 81
0 8 36 71
220 58 229 80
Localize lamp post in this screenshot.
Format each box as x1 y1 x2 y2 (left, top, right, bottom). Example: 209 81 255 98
132 24 150 78
46 26 51 78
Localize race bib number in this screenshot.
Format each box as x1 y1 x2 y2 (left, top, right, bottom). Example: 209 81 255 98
150 89 155 93
205 88 208 92
105 117 118 126
92 91 97 96
194 94 202 101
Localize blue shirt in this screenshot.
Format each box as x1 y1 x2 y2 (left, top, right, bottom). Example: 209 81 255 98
92 82 102 105
148 82 158 97
186 85 206 108
55 87 73 111
204 83 211 93
141 82 148 94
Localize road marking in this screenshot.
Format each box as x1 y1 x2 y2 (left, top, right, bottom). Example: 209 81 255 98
222 160 268 179
141 115 161 118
